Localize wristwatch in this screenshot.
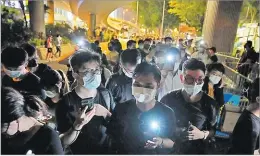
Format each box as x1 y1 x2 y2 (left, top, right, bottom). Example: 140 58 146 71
202 131 207 140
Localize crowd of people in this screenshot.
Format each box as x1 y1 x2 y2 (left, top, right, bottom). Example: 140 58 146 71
1 36 259 155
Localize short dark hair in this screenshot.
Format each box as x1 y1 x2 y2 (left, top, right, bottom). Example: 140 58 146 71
1 47 28 68
133 62 161 84
245 40 252 48
182 58 206 73
179 38 184 42
108 40 122 52
40 69 63 89
144 38 152 43
209 47 216 53
138 40 144 45
21 43 37 58
206 63 225 74
127 40 136 48
94 40 100 46
250 78 259 103
164 37 173 42
57 34 60 37
120 49 141 66
69 50 101 72
1 87 47 123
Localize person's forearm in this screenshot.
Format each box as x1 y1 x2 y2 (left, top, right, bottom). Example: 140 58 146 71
59 123 82 146
161 138 175 148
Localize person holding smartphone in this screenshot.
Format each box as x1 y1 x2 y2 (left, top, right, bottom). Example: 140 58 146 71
107 62 176 154
55 50 115 154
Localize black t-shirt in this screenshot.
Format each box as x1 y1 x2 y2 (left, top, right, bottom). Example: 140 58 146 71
1 72 45 99
55 88 114 154
106 71 134 105
106 100 176 154
229 109 260 154
210 55 218 63
1 125 64 154
160 89 217 154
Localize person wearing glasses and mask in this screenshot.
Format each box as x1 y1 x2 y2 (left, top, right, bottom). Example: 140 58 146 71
160 58 217 154
55 50 115 154
106 49 141 105
107 62 176 154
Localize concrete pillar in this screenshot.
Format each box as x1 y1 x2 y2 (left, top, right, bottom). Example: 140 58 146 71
47 0 54 24
28 0 46 37
87 13 96 37
202 0 243 54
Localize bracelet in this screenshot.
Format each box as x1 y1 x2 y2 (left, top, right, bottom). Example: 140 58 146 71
72 124 81 131
202 131 207 140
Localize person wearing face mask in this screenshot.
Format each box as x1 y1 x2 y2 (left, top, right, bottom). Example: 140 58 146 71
228 78 260 154
155 47 183 100
106 49 141 105
55 50 115 154
191 41 210 65
21 43 53 80
107 62 176 154
1 87 64 154
127 40 137 50
202 63 225 108
161 58 218 154
137 40 147 62
1 46 45 99
40 69 70 116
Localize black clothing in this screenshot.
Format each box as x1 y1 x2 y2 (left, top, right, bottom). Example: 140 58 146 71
1 125 64 154
229 110 260 154
137 48 147 62
106 70 134 105
210 55 218 63
202 76 224 108
107 100 176 154
1 72 45 99
55 87 115 154
160 89 218 154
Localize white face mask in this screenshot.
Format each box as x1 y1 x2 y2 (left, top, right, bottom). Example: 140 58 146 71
83 73 101 89
45 91 57 98
183 83 204 96
122 67 133 78
209 75 221 84
132 86 157 103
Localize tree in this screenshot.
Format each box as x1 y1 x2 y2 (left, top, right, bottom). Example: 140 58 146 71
239 0 260 26
28 0 45 38
1 6 32 48
168 0 206 32
18 0 27 28
131 0 180 31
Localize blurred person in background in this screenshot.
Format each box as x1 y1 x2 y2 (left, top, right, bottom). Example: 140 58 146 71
127 40 137 50
154 47 182 100
106 49 141 105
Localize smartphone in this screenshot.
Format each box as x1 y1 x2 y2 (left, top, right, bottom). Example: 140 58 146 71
81 97 94 113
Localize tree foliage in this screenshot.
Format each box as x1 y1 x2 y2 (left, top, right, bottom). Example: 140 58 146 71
168 0 206 32
131 0 180 30
1 6 32 49
239 0 260 26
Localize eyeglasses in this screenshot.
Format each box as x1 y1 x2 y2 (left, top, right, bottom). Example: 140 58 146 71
184 75 204 85
78 68 102 76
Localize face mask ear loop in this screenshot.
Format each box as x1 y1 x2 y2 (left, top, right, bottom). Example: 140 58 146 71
17 120 20 132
